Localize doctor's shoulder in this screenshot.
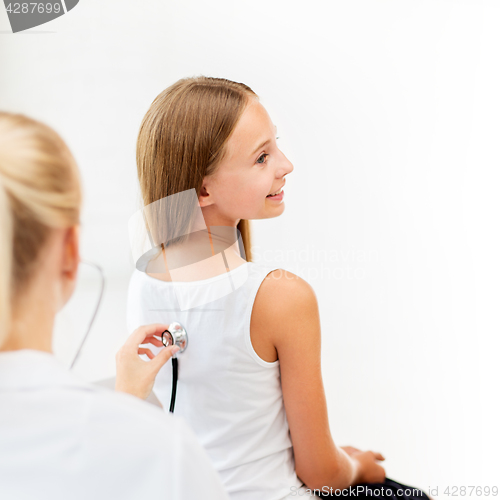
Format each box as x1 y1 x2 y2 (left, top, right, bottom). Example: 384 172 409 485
85 386 230 499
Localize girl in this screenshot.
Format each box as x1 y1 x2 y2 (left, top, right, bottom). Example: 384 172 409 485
127 76 432 500
0 111 229 500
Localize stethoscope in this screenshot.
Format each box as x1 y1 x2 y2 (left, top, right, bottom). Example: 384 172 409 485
69 260 188 414
160 322 188 413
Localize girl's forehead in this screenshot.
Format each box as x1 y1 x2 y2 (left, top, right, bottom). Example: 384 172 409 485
238 99 269 131
227 102 273 155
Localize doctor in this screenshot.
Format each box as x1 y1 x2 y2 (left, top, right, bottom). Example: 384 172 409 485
0 111 229 500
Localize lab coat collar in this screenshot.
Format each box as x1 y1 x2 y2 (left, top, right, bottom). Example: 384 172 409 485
0 349 94 392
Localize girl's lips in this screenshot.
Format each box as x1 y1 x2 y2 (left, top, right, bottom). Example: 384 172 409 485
266 189 284 201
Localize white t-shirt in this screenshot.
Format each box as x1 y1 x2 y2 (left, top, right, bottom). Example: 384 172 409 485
127 260 306 500
0 349 229 500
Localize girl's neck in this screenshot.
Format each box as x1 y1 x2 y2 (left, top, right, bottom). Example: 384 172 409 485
146 227 247 282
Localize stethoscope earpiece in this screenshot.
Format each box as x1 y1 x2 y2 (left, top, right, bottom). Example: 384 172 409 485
161 321 188 353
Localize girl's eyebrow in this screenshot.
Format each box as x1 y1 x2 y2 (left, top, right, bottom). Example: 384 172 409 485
251 139 271 156
249 125 278 157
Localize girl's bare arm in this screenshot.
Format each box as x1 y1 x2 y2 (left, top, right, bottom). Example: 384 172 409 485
251 270 383 490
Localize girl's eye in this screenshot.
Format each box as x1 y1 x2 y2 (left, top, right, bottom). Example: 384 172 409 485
256 153 269 165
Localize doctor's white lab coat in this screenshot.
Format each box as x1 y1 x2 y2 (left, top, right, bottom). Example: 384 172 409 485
0 349 229 500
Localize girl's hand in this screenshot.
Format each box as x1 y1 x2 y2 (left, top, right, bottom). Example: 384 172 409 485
115 324 179 400
340 446 363 456
349 449 386 485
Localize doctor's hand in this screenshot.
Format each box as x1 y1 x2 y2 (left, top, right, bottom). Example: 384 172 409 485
115 324 179 400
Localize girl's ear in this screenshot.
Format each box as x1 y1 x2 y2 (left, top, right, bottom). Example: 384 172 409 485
198 179 215 208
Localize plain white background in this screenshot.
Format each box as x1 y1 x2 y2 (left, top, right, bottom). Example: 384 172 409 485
1 0 499 496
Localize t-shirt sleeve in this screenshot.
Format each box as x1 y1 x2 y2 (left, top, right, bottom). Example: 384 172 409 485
171 417 229 500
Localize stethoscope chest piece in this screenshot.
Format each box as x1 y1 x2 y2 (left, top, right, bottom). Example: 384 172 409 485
161 321 188 353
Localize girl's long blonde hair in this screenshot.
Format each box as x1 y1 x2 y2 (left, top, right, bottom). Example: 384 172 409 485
0 112 82 348
136 76 257 262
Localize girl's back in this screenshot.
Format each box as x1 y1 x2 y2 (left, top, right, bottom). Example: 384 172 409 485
126 260 304 499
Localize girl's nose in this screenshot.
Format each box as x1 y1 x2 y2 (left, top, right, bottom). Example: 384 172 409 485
278 152 294 177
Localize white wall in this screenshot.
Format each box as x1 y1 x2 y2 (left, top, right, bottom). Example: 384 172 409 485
1 0 499 495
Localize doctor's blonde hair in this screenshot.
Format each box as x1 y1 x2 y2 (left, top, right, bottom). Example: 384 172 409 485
136 76 256 262
0 112 81 347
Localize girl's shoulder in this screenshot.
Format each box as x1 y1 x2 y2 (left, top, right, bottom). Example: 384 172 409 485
258 267 317 302
250 266 319 359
